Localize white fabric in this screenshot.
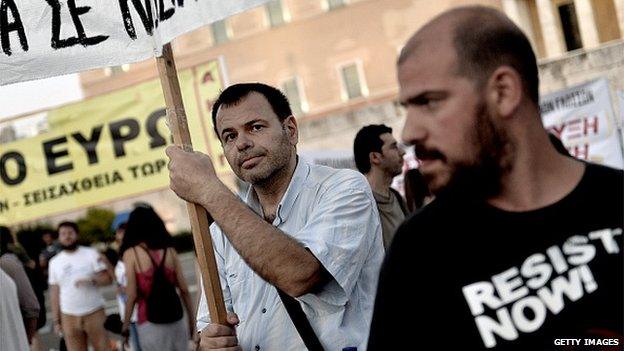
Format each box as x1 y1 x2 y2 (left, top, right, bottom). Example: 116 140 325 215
0 0 270 86
197 159 384 351
48 246 107 316
0 269 30 351
115 261 138 322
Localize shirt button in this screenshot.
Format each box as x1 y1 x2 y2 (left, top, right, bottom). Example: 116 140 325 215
261 308 267 314
255 345 261 351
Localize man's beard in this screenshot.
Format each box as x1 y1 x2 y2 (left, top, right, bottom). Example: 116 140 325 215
61 242 78 251
436 103 513 200
241 130 292 187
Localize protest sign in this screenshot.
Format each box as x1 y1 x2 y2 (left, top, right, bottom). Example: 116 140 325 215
0 0 268 85
540 78 624 169
0 60 226 225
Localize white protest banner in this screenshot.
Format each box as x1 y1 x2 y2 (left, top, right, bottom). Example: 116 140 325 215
0 0 269 86
540 78 624 169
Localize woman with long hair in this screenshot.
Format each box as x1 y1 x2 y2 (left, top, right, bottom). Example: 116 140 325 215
119 206 195 351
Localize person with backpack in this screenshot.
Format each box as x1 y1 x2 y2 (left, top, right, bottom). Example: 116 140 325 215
119 205 195 351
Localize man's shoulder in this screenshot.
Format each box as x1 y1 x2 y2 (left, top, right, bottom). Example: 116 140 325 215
79 246 98 255
307 163 368 191
584 162 623 185
48 251 65 266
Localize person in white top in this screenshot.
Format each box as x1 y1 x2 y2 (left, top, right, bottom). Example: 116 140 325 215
166 83 384 350
0 269 30 351
48 221 112 351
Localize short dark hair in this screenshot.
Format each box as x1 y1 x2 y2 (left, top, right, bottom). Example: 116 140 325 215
353 124 393 174
58 221 79 233
211 83 293 139
451 7 539 105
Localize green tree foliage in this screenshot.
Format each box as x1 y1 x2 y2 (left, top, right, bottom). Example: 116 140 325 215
76 208 115 244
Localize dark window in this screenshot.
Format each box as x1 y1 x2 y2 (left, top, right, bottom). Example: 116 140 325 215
558 3 583 51
266 0 286 27
212 20 230 45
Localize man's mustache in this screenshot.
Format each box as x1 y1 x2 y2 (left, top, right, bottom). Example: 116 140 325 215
414 144 445 162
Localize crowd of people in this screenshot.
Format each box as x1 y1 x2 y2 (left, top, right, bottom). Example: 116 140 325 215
1 5 622 351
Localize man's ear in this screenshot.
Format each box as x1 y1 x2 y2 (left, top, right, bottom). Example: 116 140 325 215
284 115 299 145
369 151 382 166
485 66 522 119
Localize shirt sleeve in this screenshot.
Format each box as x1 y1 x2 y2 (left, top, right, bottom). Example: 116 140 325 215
0 255 40 319
91 249 108 272
296 171 383 306
196 224 234 331
48 257 58 285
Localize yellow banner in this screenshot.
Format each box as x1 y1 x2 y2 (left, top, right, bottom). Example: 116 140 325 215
0 61 227 225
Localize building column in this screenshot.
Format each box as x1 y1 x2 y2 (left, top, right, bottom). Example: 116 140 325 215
503 0 536 42
615 0 624 37
574 0 600 48
535 0 566 57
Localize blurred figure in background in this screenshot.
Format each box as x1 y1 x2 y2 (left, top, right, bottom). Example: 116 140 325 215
40 229 62 273
0 226 40 344
49 221 112 351
119 206 194 351
0 225 35 270
354 124 408 249
0 269 31 351
113 222 142 351
403 168 432 212
4 226 50 351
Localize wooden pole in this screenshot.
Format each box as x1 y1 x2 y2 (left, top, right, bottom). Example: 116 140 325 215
156 43 228 325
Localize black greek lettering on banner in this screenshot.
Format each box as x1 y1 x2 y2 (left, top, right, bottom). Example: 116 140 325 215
45 0 109 49
0 151 26 186
146 108 168 148
0 0 28 56
43 136 73 175
71 125 104 164
109 118 140 157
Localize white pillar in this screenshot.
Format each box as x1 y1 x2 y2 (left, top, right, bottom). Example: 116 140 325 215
503 0 536 40
615 0 624 37
535 0 566 57
574 0 601 48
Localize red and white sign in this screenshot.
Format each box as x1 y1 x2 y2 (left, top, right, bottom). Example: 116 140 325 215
540 79 624 169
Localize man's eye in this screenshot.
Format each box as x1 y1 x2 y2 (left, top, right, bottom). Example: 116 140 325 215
427 99 440 109
224 134 235 142
252 124 264 131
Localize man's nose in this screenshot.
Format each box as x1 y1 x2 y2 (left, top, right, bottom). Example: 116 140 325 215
401 109 427 146
236 133 253 151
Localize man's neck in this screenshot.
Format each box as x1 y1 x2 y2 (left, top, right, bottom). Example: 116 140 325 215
253 154 298 216
487 121 585 212
366 168 394 197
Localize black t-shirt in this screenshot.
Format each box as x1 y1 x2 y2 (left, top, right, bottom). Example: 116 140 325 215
368 163 623 350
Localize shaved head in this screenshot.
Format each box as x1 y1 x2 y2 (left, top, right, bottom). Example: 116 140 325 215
399 6 539 105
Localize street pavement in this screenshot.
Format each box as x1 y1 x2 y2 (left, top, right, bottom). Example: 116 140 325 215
38 251 200 350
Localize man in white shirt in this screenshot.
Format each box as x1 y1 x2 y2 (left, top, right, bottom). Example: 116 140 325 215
166 83 384 350
48 221 112 351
